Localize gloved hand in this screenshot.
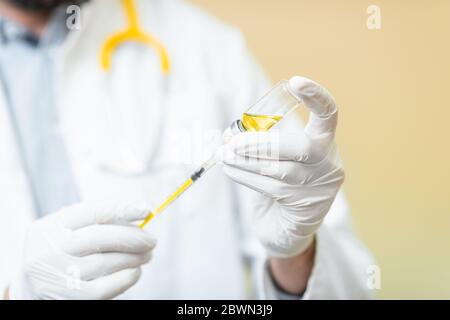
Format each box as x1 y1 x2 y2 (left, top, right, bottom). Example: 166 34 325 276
9 202 156 300
222 76 344 258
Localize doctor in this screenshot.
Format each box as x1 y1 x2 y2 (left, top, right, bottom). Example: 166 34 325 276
0 0 375 299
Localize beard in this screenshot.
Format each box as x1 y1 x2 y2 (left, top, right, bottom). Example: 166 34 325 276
5 0 90 12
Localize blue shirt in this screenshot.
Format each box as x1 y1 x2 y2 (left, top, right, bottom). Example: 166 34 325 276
0 8 79 217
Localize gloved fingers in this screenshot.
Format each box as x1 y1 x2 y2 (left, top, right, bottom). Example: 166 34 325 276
60 201 151 229
224 161 342 202
82 267 142 300
78 251 152 281
288 76 338 137
62 224 156 257
222 131 330 164
223 163 287 197
222 150 313 185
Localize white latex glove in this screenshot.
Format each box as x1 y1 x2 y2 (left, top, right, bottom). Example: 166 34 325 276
10 202 156 300
222 76 344 258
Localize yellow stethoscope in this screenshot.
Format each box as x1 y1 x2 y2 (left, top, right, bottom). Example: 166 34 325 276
98 0 175 227
99 0 170 74
95 0 171 177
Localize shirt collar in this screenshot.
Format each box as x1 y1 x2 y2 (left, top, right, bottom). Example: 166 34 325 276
0 16 32 45
0 6 69 48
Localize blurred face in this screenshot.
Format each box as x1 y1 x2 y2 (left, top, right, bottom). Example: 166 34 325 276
4 0 88 12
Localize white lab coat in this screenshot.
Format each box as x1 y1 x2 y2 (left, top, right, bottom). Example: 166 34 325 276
0 0 375 299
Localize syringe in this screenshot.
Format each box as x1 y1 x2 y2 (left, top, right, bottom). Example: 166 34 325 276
139 155 217 228
139 78 302 228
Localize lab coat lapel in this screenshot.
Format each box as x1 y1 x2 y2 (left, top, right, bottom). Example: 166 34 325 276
0 76 36 291
0 78 37 220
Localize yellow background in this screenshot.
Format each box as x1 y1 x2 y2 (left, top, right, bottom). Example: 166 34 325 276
190 0 450 299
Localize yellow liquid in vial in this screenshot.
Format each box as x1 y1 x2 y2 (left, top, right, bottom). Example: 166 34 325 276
241 113 283 132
